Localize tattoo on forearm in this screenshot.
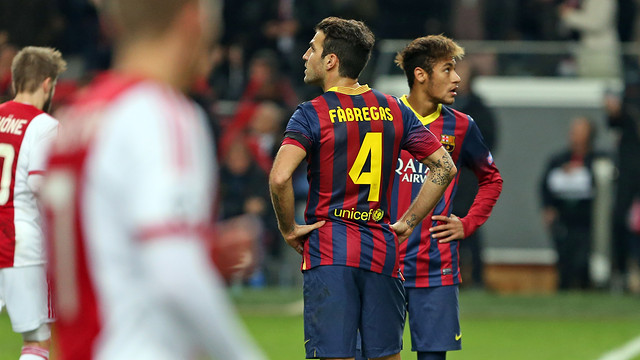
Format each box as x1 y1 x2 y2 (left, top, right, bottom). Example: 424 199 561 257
425 153 454 186
405 214 418 228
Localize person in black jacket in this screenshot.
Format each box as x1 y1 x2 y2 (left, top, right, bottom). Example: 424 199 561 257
540 116 600 290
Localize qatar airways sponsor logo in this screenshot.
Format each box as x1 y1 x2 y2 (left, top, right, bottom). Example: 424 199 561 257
395 157 429 184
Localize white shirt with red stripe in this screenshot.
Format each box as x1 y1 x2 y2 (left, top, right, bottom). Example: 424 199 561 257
43 73 265 360
0 101 57 269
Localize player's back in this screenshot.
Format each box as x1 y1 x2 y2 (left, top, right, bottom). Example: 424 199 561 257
0 101 57 268
43 73 216 360
284 85 440 277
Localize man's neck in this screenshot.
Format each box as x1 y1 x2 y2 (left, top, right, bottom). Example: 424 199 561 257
113 37 187 92
13 92 44 111
322 75 360 92
406 89 439 117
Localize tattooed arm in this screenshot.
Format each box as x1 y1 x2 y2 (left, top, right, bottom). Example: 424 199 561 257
392 147 457 243
269 145 325 254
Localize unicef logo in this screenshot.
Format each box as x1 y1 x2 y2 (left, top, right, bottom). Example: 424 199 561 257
372 209 384 222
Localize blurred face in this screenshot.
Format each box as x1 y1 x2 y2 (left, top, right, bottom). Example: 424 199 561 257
569 118 592 151
302 31 326 85
425 58 461 105
183 0 220 87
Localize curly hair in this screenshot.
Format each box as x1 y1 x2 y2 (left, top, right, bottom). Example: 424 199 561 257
395 35 465 88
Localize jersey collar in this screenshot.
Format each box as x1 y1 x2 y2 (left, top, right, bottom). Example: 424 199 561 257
326 84 371 95
400 94 441 126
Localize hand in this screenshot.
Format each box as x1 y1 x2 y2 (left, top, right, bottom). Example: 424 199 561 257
429 214 465 243
391 221 413 244
281 221 325 255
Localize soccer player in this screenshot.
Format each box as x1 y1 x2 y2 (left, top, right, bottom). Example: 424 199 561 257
40 0 265 359
390 36 503 360
269 17 457 360
0 46 66 360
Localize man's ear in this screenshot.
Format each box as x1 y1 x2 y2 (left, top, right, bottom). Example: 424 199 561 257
325 53 338 71
414 67 427 84
42 77 53 94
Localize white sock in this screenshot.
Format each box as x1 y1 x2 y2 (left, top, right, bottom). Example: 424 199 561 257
19 346 49 360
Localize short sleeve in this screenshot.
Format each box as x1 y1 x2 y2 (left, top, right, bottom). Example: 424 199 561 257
461 117 495 171
27 113 58 174
99 92 214 239
398 101 442 161
283 104 314 153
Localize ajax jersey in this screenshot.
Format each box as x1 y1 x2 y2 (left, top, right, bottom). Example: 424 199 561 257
0 101 57 268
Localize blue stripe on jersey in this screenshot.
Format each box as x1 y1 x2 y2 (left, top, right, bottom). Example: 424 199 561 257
332 221 348 266
359 224 374 269
381 223 397 275
371 89 395 214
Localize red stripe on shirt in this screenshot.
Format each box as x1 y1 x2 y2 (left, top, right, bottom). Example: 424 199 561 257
28 170 46 176
336 93 364 268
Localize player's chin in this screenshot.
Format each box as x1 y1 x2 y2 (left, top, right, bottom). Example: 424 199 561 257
442 95 456 105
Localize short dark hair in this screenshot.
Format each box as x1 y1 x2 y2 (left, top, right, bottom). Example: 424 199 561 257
11 46 67 94
315 17 375 80
395 35 465 88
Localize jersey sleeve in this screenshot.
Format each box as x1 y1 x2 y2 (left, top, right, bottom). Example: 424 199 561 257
398 100 442 161
459 117 503 237
110 97 214 238
27 113 58 174
282 104 315 153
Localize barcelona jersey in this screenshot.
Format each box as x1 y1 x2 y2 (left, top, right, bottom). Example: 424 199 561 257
391 95 503 287
283 85 441 277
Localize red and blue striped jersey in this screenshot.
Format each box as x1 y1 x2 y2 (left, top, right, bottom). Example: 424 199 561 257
391 96 503 287
282 85 441 277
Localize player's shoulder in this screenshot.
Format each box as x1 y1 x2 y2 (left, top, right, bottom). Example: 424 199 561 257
442 104 472 124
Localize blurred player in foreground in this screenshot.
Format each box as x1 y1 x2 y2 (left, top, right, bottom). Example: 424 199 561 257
0 46 66 360
41 0 265 359
356 35 503 360
270 17 456 360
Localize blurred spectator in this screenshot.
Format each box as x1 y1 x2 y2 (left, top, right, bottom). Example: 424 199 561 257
243 50 299 110
605 59 640 292
219 137 281 284
451 60 499 289
617 0 638 42
0 43 17 101
0 0 64 48
540 117 602 290
558 0 622 79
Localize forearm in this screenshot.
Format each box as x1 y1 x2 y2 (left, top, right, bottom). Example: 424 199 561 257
269 177 297 235
399 150 457 229
460 171 503 236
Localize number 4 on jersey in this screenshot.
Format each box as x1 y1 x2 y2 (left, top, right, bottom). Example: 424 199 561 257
349 132 382 202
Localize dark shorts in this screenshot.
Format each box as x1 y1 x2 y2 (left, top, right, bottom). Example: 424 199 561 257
303 265 405 359
406 285 461 352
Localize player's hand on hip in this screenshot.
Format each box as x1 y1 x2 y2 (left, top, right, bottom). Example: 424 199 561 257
429 214 465 243
391 221 413 244
283 221 326 255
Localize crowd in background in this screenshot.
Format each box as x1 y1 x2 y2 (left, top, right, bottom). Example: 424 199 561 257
1 0 639 290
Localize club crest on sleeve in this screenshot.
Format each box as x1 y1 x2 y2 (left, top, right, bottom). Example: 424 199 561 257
440 134 455 152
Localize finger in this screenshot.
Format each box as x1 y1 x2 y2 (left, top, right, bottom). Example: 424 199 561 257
438 236 455 243
431 215 450 222
429 225 450 233
432 230 452 239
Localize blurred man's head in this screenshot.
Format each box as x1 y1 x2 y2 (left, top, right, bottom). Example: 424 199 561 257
99 0 222 89
11 46 67 112
396 35 464 105
569 116 596 154
302 17 374 86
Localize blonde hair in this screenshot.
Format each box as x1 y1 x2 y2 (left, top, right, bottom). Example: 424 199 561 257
11 46 67 94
